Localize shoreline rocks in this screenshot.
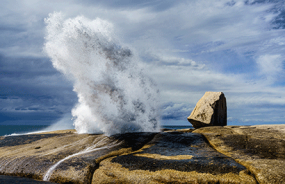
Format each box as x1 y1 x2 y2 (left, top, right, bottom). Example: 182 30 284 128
93 132 256 183
0 175 57 184
0 125 284 183
193 125 285 184
188 92 227 128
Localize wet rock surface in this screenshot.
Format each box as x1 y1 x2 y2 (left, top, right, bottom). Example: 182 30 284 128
93 132 256 183
0 134 62 147
194 125 285 184
0 131 157 184
111 132 246 174
0 126 283 183
0 175 58 184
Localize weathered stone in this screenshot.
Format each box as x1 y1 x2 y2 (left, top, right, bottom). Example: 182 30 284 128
1 125 284 184
92 132 256 183
0 130 155 184
188 91 227 128
0 175 57 184
0 131 100 183
193 125 285 184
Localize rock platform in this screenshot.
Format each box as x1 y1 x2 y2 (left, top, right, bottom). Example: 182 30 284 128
0 125 284 184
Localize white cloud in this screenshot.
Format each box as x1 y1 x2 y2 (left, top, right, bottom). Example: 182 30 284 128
256 54 283 79
1 0 285 125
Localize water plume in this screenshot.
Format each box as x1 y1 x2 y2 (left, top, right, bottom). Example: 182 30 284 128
44 12 160 135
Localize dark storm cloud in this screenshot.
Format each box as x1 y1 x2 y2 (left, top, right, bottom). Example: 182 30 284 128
0 26 24 32
79 0 177 11
0 111 62 125
273 11 285 29
245 0 285 29
0 55 77 125
0 27 25 48
161 103 192 121
0 55 56 79
0 0 284 126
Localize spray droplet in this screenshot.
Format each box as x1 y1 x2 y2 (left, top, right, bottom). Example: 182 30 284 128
44 12 160 135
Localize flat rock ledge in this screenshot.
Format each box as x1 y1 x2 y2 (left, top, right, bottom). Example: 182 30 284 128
194 125 285 184
0 125 284 184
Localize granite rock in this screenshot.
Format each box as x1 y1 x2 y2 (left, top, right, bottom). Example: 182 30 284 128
193 125 285 184
93 132 256 184
188 92 227 128
0 130 155 184
0 125 284 184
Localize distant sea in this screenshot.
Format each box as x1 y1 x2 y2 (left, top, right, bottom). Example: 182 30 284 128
0 125 193 137
162 125 193 130
0 125 49 136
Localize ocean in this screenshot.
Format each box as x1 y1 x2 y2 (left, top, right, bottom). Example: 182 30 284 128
0 125 193 137
0 125 49 136
162 125 193 130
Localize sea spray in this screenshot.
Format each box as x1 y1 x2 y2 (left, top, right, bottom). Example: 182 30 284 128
43 137 121 181
44 12 160 135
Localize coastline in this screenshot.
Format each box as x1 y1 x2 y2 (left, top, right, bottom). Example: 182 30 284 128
0 125 194 137
0 124 284 183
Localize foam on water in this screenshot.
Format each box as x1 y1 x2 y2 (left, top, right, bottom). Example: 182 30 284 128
44 12 160 135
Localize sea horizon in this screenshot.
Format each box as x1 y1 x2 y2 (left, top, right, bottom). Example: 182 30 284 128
0 125 194 137
1 122 284 137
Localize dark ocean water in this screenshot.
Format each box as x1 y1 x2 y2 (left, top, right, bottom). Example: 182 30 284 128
163 125 193 129
0 125 192 136
0 125 49 136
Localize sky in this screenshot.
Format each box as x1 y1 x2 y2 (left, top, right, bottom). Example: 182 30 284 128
0 0 285 126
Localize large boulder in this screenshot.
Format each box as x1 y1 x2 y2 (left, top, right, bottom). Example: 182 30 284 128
188 92 227 128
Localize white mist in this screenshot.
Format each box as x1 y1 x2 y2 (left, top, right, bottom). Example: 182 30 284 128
44 12 160 135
